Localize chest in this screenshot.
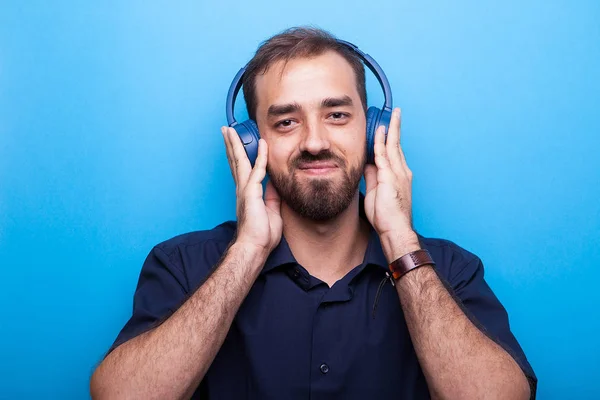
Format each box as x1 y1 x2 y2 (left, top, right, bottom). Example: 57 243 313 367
201 271 430 400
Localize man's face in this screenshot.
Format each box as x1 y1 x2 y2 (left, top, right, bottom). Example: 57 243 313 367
254 51 367 221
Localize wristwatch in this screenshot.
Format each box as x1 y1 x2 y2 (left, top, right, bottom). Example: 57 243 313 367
388 249 435 282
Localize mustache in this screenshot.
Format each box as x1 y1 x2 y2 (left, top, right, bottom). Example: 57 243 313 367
290 151 347 169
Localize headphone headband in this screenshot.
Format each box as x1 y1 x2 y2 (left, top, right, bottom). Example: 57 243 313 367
226 39 393 126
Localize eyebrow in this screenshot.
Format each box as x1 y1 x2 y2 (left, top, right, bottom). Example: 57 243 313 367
267 102 302 117
266 95 354 118
321 95 353 108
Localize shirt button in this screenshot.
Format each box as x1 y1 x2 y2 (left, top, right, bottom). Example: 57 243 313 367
320 363 330 374
293 268 300 278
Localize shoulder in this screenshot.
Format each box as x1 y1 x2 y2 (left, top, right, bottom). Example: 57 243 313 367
154 220 237 256
416 233 482 282
150 220 238 291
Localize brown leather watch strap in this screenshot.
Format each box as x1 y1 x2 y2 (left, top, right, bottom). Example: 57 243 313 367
388 249 435 281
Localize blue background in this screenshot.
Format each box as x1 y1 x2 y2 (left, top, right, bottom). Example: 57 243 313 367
1 1 598 398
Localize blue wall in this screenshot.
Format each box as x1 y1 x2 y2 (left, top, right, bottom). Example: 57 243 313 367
1 1 598 398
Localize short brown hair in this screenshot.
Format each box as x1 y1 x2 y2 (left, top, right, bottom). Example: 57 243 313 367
242 26 367 121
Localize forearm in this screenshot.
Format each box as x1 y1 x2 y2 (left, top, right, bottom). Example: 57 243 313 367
91 241 268 400
395 265 530 400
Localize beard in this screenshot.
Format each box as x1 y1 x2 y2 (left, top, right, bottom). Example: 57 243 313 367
268 150 366 221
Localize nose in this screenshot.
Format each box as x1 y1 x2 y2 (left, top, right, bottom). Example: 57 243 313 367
298 119 331 155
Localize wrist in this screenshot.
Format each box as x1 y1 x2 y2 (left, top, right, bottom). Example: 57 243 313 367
229 241 271 270
379 231 421 263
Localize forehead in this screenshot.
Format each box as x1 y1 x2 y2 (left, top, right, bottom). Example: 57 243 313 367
254 51 360 115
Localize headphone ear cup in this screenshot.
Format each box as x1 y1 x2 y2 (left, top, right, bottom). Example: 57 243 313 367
233 120 260 167
366 107 381 164
366 107 394 164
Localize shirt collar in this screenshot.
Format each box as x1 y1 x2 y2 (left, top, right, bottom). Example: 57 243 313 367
261 234 297 274
261 192 390 275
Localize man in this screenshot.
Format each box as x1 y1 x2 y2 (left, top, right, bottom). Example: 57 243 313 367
91 27 537 399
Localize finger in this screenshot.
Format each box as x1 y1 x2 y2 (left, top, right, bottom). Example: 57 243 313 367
227 127 252 187
386 108 405 171
373 124 391 171
395 108 408 168
364 164 378 195
264 179 281 214
248 138 268 185
221 126 237 186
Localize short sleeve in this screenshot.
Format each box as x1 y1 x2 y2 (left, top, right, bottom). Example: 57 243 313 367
105 246 189 357
449 257 538 399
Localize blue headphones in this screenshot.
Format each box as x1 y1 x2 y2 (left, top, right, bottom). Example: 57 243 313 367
225 39 393 167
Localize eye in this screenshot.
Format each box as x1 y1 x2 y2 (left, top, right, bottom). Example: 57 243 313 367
274 119 296 130
328 112 349 122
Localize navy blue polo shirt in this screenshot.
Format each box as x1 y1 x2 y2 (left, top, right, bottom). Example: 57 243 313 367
109 201 537 399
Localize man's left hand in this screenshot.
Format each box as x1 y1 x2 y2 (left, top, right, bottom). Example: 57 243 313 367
363 107 420 262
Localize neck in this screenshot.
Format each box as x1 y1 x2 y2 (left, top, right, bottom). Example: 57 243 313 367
281 191 370 287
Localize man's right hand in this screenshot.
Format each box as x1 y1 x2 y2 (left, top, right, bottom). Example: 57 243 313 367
91 128 282 399
221 126 283 256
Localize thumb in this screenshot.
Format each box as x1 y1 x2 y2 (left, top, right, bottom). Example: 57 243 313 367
364 164 378 195
264 179 281 215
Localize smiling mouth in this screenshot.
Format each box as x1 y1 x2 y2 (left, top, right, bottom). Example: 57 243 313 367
297 161 338 174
